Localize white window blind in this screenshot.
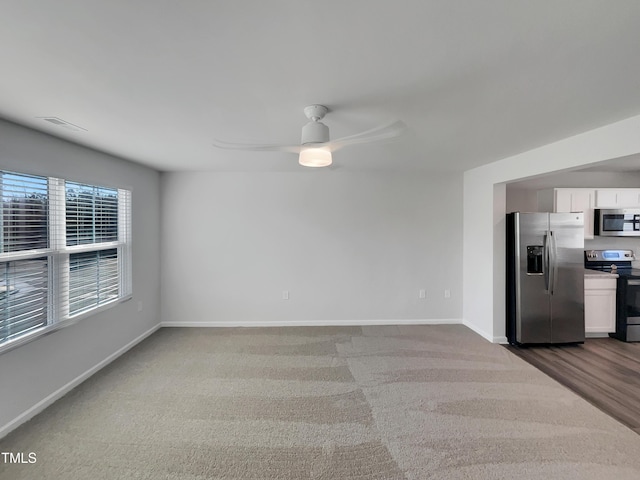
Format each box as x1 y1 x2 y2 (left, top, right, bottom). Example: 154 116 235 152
0 170 132 352
66 182 118 246
0 173 49 252
69 249 119 315
0 172 50 343
0 258 49 343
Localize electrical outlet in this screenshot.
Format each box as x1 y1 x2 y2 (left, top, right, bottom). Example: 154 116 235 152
444 289 451 298
419 289 426 299
137 301 143 312
282 290 289 300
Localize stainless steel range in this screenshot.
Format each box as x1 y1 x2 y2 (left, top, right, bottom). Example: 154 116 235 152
584 249 640 342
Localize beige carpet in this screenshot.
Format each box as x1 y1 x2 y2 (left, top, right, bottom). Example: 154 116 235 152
2 324 640 479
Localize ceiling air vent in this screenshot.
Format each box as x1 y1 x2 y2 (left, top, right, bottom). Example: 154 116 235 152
37 117 87 132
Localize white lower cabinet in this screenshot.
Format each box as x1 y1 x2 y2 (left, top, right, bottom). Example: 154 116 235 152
584 276 617 334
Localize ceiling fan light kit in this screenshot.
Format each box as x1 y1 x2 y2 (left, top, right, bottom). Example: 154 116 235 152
298 146 332 167
299 105 332 167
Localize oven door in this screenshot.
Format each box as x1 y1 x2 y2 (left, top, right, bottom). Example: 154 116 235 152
623 279 640 341
596 209 640 236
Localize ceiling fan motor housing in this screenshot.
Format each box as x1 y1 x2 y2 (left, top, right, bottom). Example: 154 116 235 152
301 121 329 144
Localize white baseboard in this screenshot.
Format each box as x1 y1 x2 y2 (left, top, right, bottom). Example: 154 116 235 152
161 318 463 328
586 332 610 338
461 319 505 343
0 323 161 440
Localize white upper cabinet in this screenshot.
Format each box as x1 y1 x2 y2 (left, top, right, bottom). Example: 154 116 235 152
538 188 640 239
555 189 594 213
595 189 640 208
538 188 595 239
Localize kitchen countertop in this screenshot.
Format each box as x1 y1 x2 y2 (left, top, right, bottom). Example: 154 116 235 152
584 269 618 279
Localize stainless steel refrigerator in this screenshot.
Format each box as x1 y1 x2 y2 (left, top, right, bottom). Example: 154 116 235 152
506 212 585 345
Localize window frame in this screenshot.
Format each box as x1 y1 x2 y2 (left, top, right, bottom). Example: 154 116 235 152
0 171 132 355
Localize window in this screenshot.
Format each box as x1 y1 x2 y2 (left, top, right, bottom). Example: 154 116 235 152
69 249 119 315
0 258 49 343
0 170 132 352
66 182 118 245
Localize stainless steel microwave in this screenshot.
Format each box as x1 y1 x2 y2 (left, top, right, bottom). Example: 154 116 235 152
595 209 640 236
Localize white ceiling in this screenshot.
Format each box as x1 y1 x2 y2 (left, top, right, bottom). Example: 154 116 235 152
1 1 640 173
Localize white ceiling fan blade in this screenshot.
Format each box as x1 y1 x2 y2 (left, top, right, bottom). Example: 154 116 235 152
212 139 302 154
328 120 407 151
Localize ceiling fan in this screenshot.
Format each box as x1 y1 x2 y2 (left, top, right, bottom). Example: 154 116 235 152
212 105 406 167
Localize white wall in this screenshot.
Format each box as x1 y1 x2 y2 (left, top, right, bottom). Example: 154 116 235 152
161 170 463 325
463 114 640 342
0 119 161 435
505 188 538 213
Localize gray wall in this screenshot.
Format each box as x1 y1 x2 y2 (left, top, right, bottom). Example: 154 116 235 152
0 119 161 432
161 170 463 325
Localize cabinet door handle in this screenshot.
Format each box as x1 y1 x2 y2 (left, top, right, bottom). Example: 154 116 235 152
628 280 640 286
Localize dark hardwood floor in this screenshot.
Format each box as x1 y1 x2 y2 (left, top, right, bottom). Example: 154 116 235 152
506 338 640 434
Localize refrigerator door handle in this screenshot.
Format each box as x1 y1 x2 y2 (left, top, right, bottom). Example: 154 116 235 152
548 230 557 295
543 232 550 291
